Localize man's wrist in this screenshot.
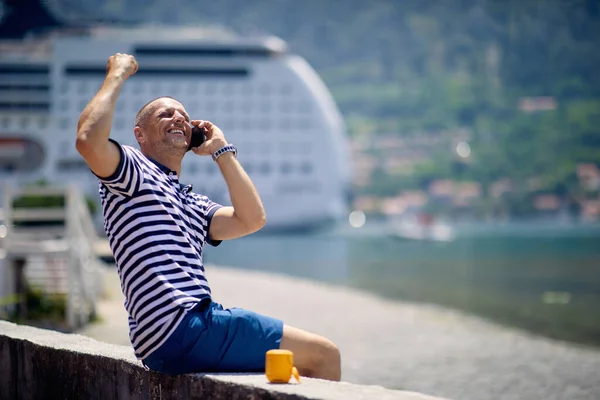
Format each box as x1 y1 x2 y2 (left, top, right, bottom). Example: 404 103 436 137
106 73 127 87
207 139 228 154
215 151 236 164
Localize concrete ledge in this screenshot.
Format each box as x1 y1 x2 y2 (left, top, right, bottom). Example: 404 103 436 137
0 320 449 400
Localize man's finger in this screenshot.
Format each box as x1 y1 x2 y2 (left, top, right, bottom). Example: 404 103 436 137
192 143 210 156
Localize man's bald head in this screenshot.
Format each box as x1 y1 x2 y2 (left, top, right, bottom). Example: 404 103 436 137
134 96 178 128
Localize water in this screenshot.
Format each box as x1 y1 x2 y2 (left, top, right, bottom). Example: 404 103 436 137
204 220 600 348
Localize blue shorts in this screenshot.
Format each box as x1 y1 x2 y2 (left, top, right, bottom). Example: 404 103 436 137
142 300 284 375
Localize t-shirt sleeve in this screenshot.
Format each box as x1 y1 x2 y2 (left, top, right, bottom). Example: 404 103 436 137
202 197 224 247
93 139 144 197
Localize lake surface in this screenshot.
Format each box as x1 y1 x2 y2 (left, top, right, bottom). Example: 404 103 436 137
204 220 600 348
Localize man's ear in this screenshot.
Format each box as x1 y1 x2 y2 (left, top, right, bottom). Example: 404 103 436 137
134 126 145 144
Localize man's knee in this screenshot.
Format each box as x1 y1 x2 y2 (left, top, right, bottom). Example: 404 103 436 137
315 337 341 367
304 336 341 380
280 325 342 381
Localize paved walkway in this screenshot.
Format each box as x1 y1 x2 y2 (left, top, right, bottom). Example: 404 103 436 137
78 265 600 400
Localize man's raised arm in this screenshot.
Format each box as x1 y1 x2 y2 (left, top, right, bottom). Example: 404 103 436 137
76 53 138 178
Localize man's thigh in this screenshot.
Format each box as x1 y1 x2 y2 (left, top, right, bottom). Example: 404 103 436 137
200 305 284 372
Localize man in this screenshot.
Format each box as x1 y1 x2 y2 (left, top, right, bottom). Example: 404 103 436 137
76 53 341 380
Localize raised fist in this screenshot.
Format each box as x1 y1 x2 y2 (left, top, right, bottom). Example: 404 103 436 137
106 53 138 80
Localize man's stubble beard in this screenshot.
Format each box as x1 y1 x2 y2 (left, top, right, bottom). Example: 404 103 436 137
154 136 188 157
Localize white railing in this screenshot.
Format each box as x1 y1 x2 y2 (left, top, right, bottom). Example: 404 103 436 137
0 183 105 330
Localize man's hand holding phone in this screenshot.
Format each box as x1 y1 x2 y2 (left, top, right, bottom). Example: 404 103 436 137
188 120 228 157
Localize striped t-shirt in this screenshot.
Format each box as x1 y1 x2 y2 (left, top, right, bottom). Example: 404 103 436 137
96 139 222 359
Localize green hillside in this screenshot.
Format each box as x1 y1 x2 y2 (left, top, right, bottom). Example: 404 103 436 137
58 0 600 216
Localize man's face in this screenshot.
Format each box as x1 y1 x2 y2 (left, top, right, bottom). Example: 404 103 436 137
137 97 192 153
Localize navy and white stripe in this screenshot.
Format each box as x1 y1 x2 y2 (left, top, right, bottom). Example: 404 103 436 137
96 139 222 359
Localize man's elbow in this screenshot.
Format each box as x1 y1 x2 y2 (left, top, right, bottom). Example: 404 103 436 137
246 213 267 233
257 213 267 230
75 133 91 156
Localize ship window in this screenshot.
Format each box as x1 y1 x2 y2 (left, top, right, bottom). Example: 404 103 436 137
120 83 130 95
279 102 292 113
1 117 9 128
241 102 253 113
0 65 48 74
262 142 272 154
65 66 249 78
259 120 271 131
300 142 312 155
260 101 271 113
187 100 198 111
206 163 217 176
279 119 291 130
20 116 29 128
37 117 48 129
300 162 313 174
184 84 194 95
258 84 270 96
0 102 49 111
259 162 271 175
151 83 161 95
222 101 233 112
206 102 217 113
56 158 88 171
132 100 144 112
60 118 70 130
132 82 143 94
276 182 319 194
241 85 253 95
221 84 234 95
169 82 181 94
133 46 277 57
280 142 293 152
205 83 217 94
280 162 292 174
280 85 293 95
299 102 312 113
298 119 310 129
0 84 50 91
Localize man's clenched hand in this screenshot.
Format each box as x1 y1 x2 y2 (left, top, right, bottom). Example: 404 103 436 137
106 53 138 81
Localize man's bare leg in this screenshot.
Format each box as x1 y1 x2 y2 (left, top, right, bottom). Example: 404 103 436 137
279 324 341 381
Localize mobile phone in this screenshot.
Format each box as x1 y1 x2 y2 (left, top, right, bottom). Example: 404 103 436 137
187 126 206 151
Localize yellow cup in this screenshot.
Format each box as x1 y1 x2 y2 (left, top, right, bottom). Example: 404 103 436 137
265 349 301 384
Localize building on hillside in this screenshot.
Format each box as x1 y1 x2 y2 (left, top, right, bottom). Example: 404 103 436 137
577 163 600 192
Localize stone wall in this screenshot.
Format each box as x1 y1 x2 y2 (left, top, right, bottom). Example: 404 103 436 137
0 320 448 400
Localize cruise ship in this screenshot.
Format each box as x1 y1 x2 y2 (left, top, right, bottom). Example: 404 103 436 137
0 8 352 232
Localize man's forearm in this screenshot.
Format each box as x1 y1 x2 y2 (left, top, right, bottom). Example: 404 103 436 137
216 153 266 230
76 75 125 144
